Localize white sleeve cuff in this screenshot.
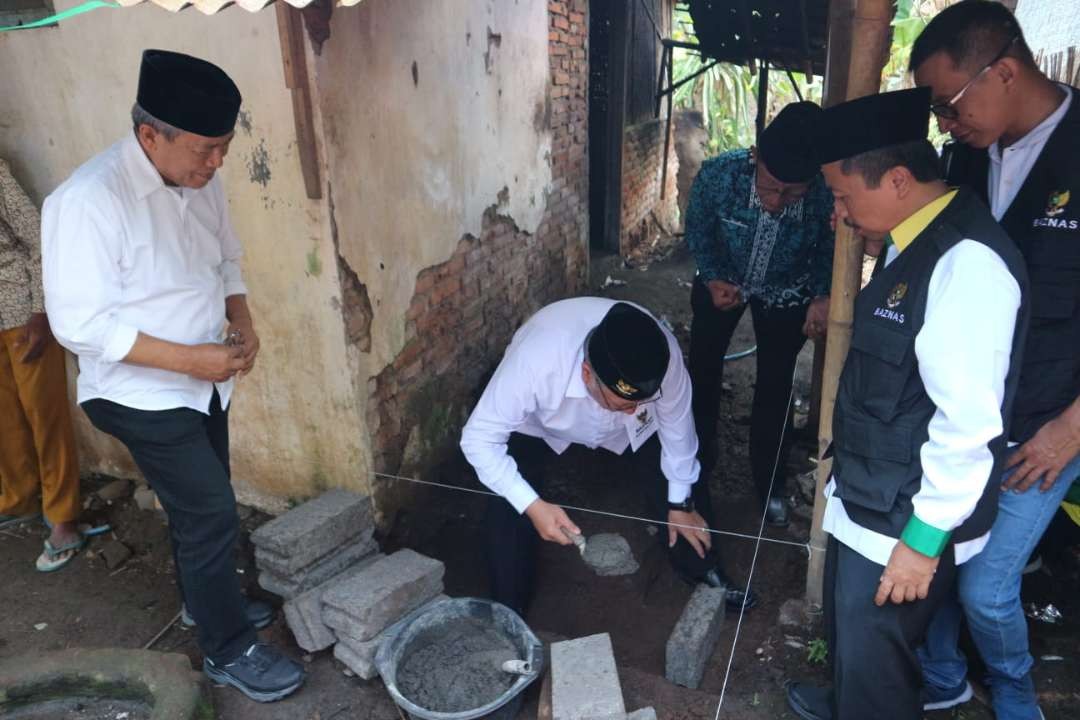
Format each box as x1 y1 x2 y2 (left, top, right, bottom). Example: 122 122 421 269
224 281 248 298
667 482 692 504
101 323 139 363
504 479 541 515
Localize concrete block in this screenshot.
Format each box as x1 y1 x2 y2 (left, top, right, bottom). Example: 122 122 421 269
551 633 626 720
256 534 379 585
258 570 300 600
133 487 158 512
322 549 444 641
665 585 726 689
250 489 373 569
263 550 384 600
330 594 450 679
282 553 387 651
628 709 657 720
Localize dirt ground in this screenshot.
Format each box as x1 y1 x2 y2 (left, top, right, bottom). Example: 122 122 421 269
2 243 1078 719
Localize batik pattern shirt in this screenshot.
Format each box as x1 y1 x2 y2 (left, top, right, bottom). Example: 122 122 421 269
0 158 45 331
685 149 835 307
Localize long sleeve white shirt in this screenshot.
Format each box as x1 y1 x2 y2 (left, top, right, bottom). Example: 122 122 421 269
824 238 1021 566
460 297 701 514
42 134 247 413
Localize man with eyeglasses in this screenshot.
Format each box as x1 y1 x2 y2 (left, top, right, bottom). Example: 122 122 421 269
686 101 835 528
461 298 756 616
911 3 1080 718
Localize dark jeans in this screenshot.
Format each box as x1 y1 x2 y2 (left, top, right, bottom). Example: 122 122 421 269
82 392 255 664
825 537 958 719
484 433 722 616
688 275 808 501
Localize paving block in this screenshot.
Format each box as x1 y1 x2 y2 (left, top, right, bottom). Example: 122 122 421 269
322 549 444 641
665 585 726 689
551 633 626 720
330 594 450 679
250 489 374 569
258 570 300 600
628 709 657 720
256 533 379 585
282 553 386 651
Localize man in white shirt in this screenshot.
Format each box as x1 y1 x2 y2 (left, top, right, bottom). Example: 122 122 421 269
784 88 1028 720
42 50 303 703
460 298 756 616
911 3 1080 717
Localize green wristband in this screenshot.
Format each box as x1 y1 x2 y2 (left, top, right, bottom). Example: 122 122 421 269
900 514 951 558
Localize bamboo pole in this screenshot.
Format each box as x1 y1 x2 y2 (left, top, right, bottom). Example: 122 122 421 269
804 0 896 609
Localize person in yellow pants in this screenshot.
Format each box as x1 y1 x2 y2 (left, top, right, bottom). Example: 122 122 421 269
0 158 82 571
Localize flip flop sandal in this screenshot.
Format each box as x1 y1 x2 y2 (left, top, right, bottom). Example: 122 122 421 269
35 536 87 573
42 518 111 537
0 513 41 530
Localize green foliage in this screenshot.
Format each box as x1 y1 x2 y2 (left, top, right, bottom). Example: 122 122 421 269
807 637 828 665
673 1 954 156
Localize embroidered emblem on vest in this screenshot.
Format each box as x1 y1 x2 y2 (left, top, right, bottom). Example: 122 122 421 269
1046 189 1070 217
886 282 908 309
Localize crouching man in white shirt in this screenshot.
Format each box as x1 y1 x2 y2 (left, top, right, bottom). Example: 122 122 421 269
460 298 756 616
42 50 303 703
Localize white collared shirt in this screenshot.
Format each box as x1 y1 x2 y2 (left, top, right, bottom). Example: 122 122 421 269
823 239 1021 566
460 297 701 514
988 83 1072 220
42 134 247 413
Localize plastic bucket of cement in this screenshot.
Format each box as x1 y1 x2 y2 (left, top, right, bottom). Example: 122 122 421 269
375 597 543 720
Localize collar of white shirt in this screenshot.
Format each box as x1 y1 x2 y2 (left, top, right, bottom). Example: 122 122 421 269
123 133 172 201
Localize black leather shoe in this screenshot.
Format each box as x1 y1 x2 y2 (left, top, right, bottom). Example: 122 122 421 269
695 569 759 610
204 643 305 703
766 497 790 527
785 681 833 720
182 599 275 631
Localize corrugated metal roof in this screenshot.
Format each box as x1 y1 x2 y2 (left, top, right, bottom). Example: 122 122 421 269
113 0 362 15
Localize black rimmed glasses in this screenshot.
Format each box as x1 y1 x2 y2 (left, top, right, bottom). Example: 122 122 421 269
930 35 1018 120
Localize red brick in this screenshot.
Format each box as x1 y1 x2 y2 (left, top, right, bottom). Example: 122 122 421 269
552 15 569 31
568 11 584 23
548 1 567 15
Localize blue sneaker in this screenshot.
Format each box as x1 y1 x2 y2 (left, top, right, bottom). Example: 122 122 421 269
922 679 973 711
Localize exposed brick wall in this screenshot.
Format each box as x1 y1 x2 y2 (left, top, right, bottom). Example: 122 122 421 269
620 118 679 258
365 0 590 485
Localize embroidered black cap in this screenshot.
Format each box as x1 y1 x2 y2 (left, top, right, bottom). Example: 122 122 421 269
815 87 932 164
758 101 823 183
586 303 670 401
137 49 242 138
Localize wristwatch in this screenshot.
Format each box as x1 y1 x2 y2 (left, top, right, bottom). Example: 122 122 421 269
667 497 695 513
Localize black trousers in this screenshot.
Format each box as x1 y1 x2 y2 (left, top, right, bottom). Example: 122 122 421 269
82 392 255 664
824 536 958 720
688 275 807 501
484 433 722 616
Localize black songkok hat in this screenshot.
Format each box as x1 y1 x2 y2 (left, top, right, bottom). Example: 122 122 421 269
758 101 823 183
137 50 242 138
816 87 932 164
586 303 670 401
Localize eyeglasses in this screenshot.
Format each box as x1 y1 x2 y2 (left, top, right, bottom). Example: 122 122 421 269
930 35 1018 120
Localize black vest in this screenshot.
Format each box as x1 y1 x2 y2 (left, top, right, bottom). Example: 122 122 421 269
832 189 1030 543
942 86 1080 442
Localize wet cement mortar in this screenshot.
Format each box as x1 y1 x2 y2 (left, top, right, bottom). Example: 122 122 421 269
396 616 521 713
582 533 640 576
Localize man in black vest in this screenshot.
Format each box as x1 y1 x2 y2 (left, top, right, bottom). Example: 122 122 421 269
910 3 1080 718
785 87 1029 720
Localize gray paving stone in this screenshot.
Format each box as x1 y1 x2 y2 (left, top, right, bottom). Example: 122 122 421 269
665 585 726 689
331 594 451 680
581 533 639 576
250 489 373 569
256 533 379 584
282 553 388 650
322 549 444 641
551 633 626 720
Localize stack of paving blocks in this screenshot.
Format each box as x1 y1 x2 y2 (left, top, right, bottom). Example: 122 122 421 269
252 488 379 600
251 489 447 680
550 633 656 720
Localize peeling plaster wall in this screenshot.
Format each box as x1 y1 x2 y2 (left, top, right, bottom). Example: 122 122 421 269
314 0 554 371
0 3 368 509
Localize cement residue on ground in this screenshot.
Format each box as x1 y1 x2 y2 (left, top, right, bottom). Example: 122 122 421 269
396 616 522 712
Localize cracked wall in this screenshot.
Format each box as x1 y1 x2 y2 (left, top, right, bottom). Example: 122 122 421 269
315 0 589 509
